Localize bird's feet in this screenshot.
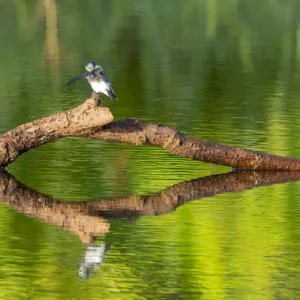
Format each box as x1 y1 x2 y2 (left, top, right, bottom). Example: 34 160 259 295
91 91 100 106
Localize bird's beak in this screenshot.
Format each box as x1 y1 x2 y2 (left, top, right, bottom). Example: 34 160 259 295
65 72 89 86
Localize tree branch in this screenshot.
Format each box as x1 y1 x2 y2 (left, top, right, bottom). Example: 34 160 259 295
0 98 113 167
1 100 300 170
84 119 300 170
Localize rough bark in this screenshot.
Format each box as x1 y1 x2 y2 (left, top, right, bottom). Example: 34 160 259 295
1 100 300 170
0 170 299 243
83 119 300 170
0 98 113 167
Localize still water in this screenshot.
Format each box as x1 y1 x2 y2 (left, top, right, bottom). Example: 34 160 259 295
1 0 300 299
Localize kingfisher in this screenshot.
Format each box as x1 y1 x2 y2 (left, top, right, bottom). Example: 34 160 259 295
66 60 117 99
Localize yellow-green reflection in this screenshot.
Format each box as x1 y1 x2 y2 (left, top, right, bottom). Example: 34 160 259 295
0 171 299 299
0 0 300 299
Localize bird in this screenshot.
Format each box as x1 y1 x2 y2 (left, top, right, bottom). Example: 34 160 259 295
66 60 117 99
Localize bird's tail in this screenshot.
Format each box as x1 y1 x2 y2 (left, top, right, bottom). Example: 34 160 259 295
107 87 118 100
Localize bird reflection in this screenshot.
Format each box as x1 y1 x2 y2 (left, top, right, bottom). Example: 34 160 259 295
0 170 300 279
79 243 110 280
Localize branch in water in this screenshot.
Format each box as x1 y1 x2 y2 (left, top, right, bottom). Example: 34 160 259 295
0 101 300 170
83 119 300 170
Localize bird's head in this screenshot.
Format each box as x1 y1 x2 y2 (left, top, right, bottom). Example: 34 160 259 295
85 60 101 72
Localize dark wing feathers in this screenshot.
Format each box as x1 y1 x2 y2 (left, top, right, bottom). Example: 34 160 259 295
66 66 118 99
65 72 89 86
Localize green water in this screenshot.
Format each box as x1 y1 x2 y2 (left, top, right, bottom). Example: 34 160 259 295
1 0 300 299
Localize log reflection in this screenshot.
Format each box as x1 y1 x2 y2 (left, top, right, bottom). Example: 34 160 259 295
0 170 300 244
0 172 110 244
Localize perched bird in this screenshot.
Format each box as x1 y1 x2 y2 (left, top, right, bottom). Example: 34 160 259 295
66 60 117 99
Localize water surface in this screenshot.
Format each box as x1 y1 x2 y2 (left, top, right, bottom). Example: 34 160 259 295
1 1 300 299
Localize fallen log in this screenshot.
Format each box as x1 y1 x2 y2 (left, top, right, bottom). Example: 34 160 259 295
84 119 300 170
0 98 300 170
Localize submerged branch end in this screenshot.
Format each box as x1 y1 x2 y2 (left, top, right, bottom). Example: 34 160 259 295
85 118 300 171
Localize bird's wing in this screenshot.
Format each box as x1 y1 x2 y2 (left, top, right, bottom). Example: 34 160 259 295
93 68 110 82
65 72 89 86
